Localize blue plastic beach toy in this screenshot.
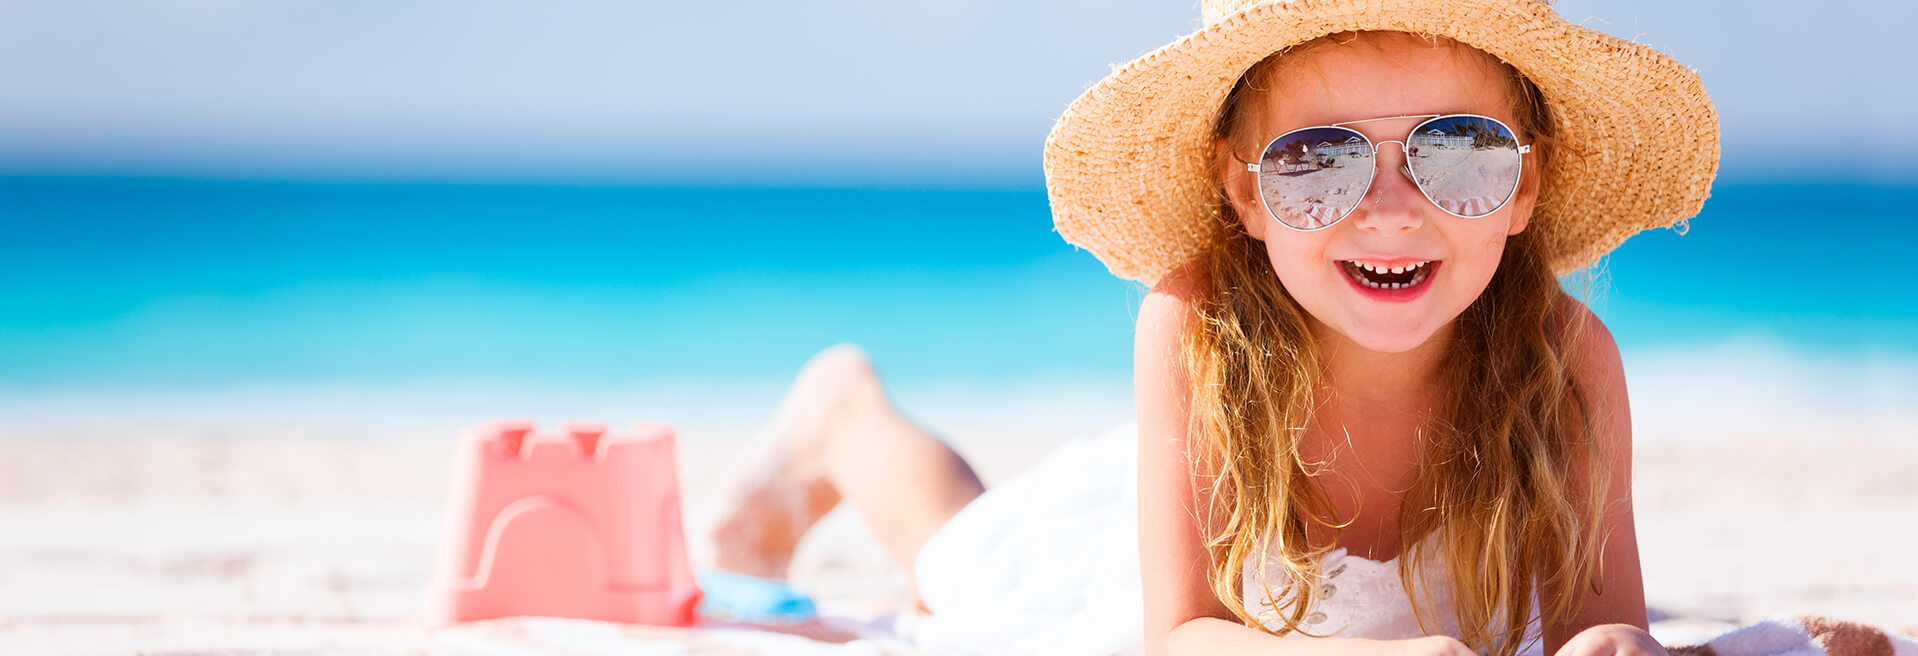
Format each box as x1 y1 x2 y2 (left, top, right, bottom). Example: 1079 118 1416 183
695 569 819 623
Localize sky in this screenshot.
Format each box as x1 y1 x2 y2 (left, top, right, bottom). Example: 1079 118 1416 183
2 0 1915 187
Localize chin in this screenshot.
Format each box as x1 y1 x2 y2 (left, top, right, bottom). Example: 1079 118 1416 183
1342 322 1445 354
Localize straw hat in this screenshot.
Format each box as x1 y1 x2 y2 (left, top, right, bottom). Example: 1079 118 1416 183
1044 0 1719 285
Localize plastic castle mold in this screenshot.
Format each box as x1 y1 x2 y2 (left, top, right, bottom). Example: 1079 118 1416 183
425 419 703 627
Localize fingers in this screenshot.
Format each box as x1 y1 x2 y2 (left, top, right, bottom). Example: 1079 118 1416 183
1554 624 1667 656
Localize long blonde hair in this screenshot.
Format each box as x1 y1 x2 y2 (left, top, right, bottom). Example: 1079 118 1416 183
1183 32 1606 656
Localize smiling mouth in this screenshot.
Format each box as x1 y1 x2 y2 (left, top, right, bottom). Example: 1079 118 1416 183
1340 260 1435 290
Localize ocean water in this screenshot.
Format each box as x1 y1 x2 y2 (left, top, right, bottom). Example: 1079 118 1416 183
1 176 1914 389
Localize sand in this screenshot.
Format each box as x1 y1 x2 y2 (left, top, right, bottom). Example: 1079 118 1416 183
1 381 1913 654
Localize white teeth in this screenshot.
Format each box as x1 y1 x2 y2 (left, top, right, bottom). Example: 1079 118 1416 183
1344 260 1435 291
1346 260 1429 274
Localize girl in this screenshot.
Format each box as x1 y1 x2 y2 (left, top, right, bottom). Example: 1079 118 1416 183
706 1 1718 655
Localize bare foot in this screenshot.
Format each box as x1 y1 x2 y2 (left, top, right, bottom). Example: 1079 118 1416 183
705 344 887 579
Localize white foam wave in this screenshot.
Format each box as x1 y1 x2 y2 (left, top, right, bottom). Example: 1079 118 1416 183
1624 336 1918 442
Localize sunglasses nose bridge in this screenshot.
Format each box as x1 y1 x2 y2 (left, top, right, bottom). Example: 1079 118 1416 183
1367 140 1417 183
1350 139 1427 221
1371 140 1407 165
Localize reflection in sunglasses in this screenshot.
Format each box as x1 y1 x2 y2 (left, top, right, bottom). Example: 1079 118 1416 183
1259 127 1376 229
1254 116 1525 228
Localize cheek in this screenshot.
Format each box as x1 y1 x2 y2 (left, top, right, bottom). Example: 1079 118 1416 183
1237 196 1270 243
1454 230 1511 291
1264 237 1332 299
1477 230 1509 261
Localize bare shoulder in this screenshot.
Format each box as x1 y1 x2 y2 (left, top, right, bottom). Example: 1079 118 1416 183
1556 299 1625 400
1553 298 1632 467
1139 261 1206 324
1559 299 1625 395
1135 261 1205 367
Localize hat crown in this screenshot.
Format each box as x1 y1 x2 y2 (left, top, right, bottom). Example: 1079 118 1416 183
1203 0 1554 25
1200 0 1268 24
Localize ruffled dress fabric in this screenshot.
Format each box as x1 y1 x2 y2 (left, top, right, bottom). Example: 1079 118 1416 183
906 421 1145 656
900 420 1543 656
1242 546 1543 656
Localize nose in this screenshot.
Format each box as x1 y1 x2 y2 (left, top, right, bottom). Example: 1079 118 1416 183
1349 140 1424 234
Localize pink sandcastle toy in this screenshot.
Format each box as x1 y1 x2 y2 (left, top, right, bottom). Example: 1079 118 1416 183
425 419 703 627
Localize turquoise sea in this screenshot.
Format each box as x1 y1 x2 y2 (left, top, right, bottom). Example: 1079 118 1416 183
2 176 1915 389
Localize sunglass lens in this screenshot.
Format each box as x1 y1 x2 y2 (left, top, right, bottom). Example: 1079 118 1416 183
1405 116 1523 218
1257 127 1374 230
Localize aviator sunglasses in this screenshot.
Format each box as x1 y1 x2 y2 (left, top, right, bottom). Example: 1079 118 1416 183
1236 114 1531 231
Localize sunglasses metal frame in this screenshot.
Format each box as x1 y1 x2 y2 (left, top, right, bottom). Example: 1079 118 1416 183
1236 113 1532 232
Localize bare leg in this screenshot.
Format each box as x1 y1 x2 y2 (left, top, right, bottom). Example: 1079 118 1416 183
707 343 986 611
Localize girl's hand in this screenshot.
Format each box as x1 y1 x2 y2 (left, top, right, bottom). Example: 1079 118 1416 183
1374 635 1482 656
1554 624 1668 656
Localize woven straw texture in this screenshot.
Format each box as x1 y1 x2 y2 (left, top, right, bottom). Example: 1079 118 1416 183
1044 0 1720 285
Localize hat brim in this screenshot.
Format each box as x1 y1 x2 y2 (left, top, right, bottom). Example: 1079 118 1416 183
1043 0 1720 285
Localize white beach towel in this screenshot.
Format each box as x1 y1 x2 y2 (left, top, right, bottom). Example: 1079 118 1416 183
1666 615 1918 656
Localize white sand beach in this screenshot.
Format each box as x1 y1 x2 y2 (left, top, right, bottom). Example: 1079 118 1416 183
1 359 1913 654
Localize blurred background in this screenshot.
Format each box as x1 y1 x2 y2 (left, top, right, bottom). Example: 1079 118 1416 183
3 0 1916 426
2 0 1916 651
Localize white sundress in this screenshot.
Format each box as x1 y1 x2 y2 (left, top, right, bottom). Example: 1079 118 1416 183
900 420 1543 656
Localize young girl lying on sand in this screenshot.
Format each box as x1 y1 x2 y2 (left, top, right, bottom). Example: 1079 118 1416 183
704 1 1722 655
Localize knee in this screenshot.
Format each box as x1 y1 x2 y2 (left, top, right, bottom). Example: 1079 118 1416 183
799 343 889 408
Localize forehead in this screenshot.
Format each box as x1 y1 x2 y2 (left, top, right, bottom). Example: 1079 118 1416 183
1256 33 1515 132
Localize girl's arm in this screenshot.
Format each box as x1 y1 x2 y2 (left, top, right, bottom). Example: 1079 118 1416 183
1134 271 1241 655
1541 309 1665 656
